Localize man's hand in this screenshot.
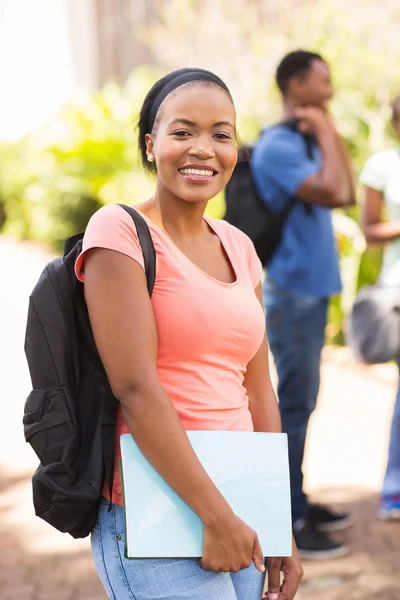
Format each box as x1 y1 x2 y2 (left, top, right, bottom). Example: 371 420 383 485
263 537 303 600
293 106 332 138
293 106 356 208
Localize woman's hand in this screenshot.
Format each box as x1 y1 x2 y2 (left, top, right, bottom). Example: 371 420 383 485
201 513 265 574
263 537 303 600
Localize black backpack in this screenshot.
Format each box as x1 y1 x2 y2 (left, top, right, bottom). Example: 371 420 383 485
223 121 314 265
23 204 156 538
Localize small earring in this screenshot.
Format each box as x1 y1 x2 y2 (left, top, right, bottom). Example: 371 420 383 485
147 153 154 163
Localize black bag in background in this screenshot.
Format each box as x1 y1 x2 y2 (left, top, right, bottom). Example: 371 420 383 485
23 204 156 538
223 120 314 265
347 285 400 364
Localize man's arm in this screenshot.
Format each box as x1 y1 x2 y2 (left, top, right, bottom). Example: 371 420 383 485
295 107 355 208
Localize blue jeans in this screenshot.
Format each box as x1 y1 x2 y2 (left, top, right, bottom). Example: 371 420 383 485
263 279 329 523
91 499 265 600
382 365 400 498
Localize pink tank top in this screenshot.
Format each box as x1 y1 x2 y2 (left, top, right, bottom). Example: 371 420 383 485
75 204 265 505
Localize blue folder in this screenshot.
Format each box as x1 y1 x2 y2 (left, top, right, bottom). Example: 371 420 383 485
120 431 292 559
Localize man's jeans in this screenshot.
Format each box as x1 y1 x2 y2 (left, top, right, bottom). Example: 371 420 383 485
263 279 329 523
383 365 400 498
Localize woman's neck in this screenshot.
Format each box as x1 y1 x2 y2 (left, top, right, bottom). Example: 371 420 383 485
140 189 209 240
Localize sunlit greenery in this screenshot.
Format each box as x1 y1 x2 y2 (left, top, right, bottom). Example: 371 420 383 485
0 0 399 342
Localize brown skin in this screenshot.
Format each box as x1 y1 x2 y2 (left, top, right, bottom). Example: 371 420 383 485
283 58 356 208
248 286 303 600
83 84 303 597
362 112 400 244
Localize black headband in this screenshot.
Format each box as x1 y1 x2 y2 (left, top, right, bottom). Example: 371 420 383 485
148 69 230 132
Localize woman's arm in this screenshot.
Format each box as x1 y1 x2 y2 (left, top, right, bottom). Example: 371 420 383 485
244 283 281 433
334 132 356 207
245 282 303 600
362 186 400 244
84 247 264 573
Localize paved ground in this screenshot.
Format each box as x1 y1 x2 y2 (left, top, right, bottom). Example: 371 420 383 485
0 236 399 600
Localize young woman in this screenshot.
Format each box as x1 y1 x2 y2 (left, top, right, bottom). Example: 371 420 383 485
75 68 303 600
360 96 400 521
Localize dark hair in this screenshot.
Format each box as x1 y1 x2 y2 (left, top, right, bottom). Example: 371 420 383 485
138 69 233 174
276 50 324 96
392 96 400 123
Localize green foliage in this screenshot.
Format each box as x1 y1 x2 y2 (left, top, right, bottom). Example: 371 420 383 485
1 0 400 341
0 67 159 250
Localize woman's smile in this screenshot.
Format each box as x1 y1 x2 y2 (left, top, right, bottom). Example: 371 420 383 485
178 164 218 185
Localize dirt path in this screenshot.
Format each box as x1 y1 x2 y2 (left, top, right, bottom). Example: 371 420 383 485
0 236 398 599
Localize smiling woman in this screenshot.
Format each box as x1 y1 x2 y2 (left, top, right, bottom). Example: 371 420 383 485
75 68 303 600
138 72 238 207
147 86 237 204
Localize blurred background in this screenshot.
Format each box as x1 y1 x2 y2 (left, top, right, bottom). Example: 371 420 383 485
0 1 399 598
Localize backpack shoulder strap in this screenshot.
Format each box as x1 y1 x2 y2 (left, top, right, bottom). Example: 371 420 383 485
303 133 315 160
118 204 156 296
101 205 156 507
279 118 315 160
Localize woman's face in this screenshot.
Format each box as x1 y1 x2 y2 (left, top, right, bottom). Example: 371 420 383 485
146 84 238 205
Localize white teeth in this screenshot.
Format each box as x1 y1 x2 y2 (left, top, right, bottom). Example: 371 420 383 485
180 168 214 177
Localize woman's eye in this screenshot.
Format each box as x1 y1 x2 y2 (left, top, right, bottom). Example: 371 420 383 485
214 133 231 140
171 130 191 137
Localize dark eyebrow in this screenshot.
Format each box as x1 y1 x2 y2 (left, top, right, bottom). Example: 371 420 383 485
168 118 234 129
214 121 235 129
169 118 196 127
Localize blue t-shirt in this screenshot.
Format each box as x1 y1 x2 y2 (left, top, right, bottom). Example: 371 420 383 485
251 125 342 298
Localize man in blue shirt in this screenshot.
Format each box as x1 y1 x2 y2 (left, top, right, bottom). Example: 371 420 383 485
252 50 355 560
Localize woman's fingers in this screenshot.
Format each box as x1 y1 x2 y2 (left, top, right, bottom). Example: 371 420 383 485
280 573 298 600
266 556 282 599
279 545 303 600
252 535 266 573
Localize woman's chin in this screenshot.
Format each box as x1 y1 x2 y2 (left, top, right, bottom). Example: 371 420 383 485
172 185 219 205
185 179 223 200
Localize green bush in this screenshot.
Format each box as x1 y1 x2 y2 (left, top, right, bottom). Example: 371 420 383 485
0 59 391 343
0 67 160 251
